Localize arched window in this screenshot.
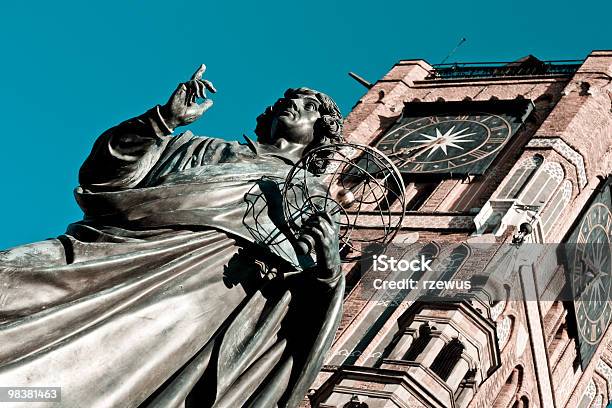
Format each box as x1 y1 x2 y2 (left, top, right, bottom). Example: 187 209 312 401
343 395 369 408
403 323 432 361
428 244 470 296
498 155 543 199
430 338 464 380
519 161 564 208
493 366 523 408
511 396 530 408
336 242 441 366
541 179 573 236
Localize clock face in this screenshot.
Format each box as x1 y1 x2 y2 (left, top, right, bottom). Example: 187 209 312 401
568 178 612 368
374 100 532 176
376 114 512 173
573 203 612 344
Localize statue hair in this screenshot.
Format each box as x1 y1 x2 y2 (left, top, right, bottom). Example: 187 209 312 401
254 87 344 148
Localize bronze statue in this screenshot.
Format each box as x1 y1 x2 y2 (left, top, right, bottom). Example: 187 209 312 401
0 65 345 408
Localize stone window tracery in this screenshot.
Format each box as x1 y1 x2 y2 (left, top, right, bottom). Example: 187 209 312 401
541 179 573 237
498 155 544 200
518 161 564 209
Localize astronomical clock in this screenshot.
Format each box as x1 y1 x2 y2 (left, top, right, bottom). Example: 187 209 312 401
374 100 533 176
566 176 612 368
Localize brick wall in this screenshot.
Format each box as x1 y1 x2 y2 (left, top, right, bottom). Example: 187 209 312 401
309 51 612 408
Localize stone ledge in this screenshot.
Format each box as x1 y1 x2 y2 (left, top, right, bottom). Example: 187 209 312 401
351 213 474 231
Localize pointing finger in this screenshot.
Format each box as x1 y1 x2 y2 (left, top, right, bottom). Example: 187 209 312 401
191 64 207 81
194 80 206 99
202 79 217 93
193 79 215 96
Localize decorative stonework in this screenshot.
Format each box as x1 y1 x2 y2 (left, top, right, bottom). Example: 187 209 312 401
591 394 603 408
490 301 506 321
596 359 612 399
374 289 402 307
496 315 513 350
584 379 597 405
526 137 587 188
355 213 474 230
538 161 565 183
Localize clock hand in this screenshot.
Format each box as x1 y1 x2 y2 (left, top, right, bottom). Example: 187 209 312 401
581 253 606 278
577 254 608 298
390 142 435 163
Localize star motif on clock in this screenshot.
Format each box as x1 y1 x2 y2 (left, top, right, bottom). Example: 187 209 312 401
376 114 514 175
409 126 477 157
374 100 533 175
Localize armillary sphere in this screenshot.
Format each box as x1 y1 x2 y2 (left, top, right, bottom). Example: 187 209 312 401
282 143 406 261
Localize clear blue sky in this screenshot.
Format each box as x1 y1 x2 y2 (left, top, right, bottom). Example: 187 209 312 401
0 0 610 248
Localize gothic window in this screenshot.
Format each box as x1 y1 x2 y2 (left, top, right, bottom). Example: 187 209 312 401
430 338 464 381
404 182 438 210
403 323 432 361
428 244 470 296
493 366 523 408
548 323 570 370
543 301 580 374
541 179 573 236
498 155 543 199
518 161 564 208
335 242 441 366
343 395 369 408
511 396 530 408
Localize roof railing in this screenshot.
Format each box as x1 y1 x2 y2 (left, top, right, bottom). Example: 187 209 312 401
426 60 584 80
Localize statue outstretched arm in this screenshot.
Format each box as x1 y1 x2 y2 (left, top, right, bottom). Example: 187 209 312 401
158 64 216 131
79 65 216 190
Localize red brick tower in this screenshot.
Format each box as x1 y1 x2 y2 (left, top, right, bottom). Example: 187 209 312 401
306 51 612 408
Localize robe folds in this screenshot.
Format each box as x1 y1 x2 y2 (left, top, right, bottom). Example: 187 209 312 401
0 112 344 408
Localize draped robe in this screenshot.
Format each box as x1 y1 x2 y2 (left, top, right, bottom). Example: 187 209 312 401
0 108 344 408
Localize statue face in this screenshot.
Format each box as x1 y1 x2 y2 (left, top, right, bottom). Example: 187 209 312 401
270 94 321 145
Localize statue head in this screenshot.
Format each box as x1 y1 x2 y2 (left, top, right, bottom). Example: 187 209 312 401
255 88 344 150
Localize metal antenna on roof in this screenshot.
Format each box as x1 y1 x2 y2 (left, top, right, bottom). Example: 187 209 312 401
348 72 373 89
440 38 467 65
